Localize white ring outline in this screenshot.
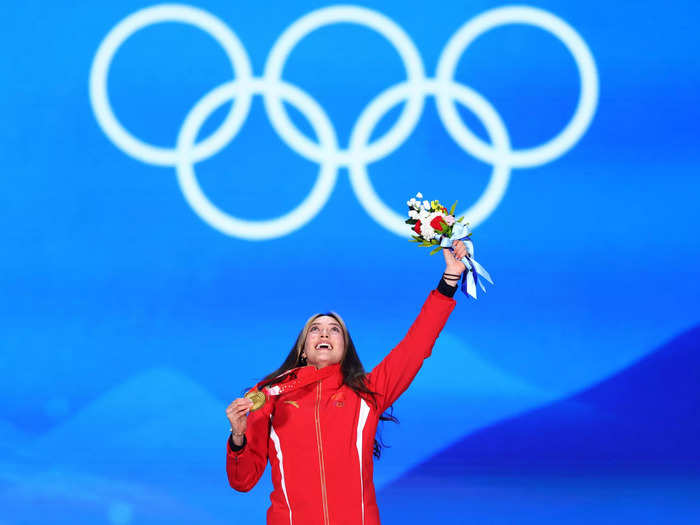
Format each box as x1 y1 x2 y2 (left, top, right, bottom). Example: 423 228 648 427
348 80 511 236
263 5 426 165
176 79 339 240
89 4 599 239
89 4 254 166
435 5 599 168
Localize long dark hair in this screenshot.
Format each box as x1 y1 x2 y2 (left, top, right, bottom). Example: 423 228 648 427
258 311 398 459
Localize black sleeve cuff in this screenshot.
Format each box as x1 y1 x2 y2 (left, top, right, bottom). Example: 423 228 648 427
228 434 247 452
437 277 458 298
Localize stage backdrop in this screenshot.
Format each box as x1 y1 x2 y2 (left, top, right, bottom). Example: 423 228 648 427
2 1 699 523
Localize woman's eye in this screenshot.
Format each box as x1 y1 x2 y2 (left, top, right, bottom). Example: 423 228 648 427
310 327 318 332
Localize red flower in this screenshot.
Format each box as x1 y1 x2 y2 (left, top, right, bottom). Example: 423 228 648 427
413 220 422 234
430 215 447 231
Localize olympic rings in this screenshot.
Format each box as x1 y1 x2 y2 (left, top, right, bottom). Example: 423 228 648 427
264 5 426 166
89 4 254 167
89 3 598 240
176 79 339 240
434 5 599 168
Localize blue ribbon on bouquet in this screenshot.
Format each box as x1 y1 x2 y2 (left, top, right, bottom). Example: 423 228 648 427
439 222 494 299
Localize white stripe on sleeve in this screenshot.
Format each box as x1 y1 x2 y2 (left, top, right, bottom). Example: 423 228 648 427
270 424 293 525
356 399 370 525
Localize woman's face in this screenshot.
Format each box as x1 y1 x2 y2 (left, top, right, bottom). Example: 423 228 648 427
302 315 346 369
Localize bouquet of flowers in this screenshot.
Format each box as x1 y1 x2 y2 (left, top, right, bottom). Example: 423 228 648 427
405 192 493 298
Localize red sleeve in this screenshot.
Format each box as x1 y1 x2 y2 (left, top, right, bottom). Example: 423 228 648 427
225 401 271 492
366 289 456 412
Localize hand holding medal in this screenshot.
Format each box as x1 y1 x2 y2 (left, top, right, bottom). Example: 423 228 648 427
226 389 269 445
406 192 494 298
226 396 255 445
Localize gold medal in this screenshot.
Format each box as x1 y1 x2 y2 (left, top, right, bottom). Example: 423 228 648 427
245 389 266 411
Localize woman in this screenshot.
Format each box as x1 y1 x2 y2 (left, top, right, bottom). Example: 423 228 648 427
226 242 468 525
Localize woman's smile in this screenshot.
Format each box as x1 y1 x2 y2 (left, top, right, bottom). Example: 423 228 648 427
304 316 346 367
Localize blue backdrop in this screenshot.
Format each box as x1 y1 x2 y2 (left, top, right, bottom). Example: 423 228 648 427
2 1 699 523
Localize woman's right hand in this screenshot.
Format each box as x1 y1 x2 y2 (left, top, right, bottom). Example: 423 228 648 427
226 398 254 440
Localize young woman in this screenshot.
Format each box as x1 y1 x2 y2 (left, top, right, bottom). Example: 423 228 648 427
226 242 468 525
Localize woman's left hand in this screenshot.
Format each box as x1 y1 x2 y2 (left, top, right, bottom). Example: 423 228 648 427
442 240 468 276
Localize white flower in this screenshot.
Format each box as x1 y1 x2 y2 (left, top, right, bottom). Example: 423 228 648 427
407 197 422 210
422 200 430 210
445 215 455 226
408 210 418 219
416 192 423 199
418 208 429 220
420 223 436 240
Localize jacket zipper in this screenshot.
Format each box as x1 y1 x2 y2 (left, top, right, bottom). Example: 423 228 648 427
315 381 330 525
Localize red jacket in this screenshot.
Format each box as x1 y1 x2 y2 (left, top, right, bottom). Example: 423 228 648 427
226 290 456 525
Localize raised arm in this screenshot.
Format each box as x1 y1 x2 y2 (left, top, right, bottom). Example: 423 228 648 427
225 396 271 492
366 243 467 412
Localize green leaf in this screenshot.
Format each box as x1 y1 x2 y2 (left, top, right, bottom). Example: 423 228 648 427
450 200 457 215
429 245 442 256
456 216 464 222
408 238 420 243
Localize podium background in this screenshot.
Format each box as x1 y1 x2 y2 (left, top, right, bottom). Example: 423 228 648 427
2 1 699 523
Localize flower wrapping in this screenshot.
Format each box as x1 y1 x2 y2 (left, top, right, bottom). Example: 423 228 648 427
405 192 493 298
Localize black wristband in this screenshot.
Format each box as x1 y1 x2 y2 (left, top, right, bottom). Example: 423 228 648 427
437 277 458 298
229 433 247 452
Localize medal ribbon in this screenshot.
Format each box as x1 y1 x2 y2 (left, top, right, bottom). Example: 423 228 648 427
255 364 340 397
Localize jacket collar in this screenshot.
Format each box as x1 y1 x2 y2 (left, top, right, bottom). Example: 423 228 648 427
295 363 343 389
256 363 344 393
